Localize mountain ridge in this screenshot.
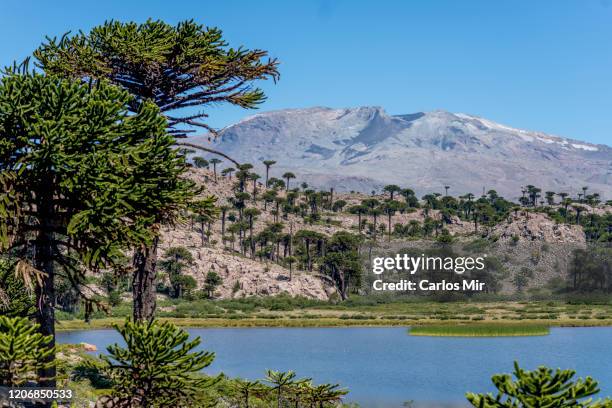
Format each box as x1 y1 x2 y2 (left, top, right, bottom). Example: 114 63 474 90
189 106 611 199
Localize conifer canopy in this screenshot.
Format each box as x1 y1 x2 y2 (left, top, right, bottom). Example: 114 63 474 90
34 19 280 137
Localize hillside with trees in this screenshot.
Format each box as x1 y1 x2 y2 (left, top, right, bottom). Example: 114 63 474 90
97 161 611 304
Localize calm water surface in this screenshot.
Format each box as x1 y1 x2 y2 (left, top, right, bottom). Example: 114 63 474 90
57 327 612 407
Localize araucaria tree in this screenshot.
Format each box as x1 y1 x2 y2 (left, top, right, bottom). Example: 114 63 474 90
0 316 54 386
466 361 612 407
263 159 276 187
35 19 280 320
35 19 280 139
321 232 363 300
98 320 218 408
159 247 196 299
0 72 192 385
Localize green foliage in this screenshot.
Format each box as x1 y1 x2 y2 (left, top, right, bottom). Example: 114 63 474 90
193 156 209 169
436 228 454 243
230 378 269 407
99 319 218 407
264 370 300 408
568 245 612 293
35 19 280 137
204 271 223 299
0 257 34 317
410 324 549 337
0 70 197 382
191 196 220 247
466 361 612 407
321 232 363 300
305 382 349 407
170 299 224 317
259 370 348 408
513 268 534 292
159 246 195 298
0 71 194 267
0 316 55 386
108 290 122 307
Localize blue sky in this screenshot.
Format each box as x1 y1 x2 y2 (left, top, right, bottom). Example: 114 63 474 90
1 0 611 144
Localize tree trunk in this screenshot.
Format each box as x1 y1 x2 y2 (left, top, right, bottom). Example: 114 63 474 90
336 267 347 300
132 236 159 322
34 229 56 390
221 213 226 238
201 221 206 247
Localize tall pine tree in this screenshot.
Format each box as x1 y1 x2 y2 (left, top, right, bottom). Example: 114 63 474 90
34 19 279 320
0 70 195 387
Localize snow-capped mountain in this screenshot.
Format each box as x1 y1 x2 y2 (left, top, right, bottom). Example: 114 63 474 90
190 106 611 199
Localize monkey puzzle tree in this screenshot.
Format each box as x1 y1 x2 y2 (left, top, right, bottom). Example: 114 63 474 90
308 383 349 408
231 379 268 408
263 159 277 187
321 231 363 300
190 196 220 247
98 319 218 408
466 361 612 407
383 184 401 200
221 167 235 180
243 207 261 256
193 156 209 169
209 158 222 182
34 18 279 320
0 72 193 384
250 173 261 198
0 316 54 386
159 247 195 299
382 200 401 242
203 270 223 299
283 172 296 191
264 370 299 408
295 230 325 271
35 19 279 139
347 205 368 233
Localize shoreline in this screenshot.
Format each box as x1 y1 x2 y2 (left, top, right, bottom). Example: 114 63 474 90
56 317 612 331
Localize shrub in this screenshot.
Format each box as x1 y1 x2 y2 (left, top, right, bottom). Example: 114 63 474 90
108 290 122 307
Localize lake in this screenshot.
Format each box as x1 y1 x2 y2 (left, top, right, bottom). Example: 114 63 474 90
57 327 612 407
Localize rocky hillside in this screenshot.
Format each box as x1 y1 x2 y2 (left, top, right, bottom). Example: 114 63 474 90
189 107 611 199
151 168 606 298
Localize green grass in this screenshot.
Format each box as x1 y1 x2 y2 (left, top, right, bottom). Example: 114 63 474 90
56 296 612 329
409 323 550 337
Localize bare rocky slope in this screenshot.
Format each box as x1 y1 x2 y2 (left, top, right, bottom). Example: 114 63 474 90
189 106 611 199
